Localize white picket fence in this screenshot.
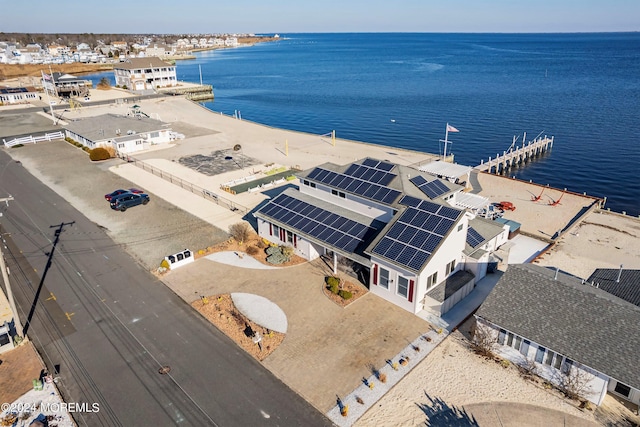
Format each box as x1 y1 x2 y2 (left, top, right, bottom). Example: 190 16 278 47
3 131 65 147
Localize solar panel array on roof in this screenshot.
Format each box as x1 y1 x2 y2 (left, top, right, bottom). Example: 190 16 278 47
307 167 401 205
344 163 396 186
258 193 372 253
361 158 395 172
0 87 29 94
372 199 462 271
410 175 451 199
466 227 485 247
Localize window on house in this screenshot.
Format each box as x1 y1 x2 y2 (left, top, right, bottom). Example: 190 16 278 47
272 225 280 238
0 331 9 346
397 276 408 298
520 339 530 356
561 359 573 374
535 346 545 363
302 180 309 186
457 224 463 232
379 268 389 289
286 230 294 244
310 182 316 188
331 189 338 196
544 350 555 365
497 329 506 345
553 354 563 370
426 271 438 290
614 382 631 398
339 192 346 198
446 260 456 275
506 332 514 347
514 336 522 351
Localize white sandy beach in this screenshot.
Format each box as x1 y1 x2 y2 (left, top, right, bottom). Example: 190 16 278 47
356 326 596 427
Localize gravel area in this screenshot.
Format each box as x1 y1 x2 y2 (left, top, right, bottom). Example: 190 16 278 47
5 140 229 269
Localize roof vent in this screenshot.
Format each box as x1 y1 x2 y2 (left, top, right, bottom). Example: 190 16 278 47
616 264 623 283
554 267 559 280
126 130 135 135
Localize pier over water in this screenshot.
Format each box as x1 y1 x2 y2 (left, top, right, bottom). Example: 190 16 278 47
475 136 554 174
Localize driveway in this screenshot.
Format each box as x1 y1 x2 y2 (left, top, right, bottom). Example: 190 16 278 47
162 256 432 412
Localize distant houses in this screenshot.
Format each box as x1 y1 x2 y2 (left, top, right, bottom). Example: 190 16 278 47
475 264 640 407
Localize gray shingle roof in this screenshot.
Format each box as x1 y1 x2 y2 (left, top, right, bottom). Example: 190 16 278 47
114 57 174 70
476 263 640 390
587 269 640 307
64 114 169 143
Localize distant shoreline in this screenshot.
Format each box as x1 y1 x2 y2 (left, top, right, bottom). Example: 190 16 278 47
0 37 279 81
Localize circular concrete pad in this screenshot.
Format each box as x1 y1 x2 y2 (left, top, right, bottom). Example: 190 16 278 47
231 293 288 333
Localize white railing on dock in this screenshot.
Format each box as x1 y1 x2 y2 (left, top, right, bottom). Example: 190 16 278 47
3 131 65 147
476 136 554 174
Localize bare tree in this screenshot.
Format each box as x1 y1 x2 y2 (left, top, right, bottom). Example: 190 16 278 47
470 319 497 358
228 222 252 244
517 358 538 380
558 363 592 401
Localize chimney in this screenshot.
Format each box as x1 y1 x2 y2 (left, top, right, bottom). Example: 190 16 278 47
616 264 623 283
554 267 559 280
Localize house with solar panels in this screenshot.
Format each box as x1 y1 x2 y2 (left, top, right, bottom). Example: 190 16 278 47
0 86 39 104
254 158 508 317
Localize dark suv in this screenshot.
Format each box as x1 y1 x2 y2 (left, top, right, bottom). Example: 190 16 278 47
110 193 150 211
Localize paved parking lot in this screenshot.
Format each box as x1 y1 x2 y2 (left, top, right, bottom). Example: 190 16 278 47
5 140 229 269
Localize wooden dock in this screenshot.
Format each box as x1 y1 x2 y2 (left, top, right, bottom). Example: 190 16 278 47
475 135 554 173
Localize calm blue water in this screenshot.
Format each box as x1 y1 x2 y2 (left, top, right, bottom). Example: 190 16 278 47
84 33 640 216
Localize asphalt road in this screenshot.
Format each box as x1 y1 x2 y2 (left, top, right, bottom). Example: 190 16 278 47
0 150 333 426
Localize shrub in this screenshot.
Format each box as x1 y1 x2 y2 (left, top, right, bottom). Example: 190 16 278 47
338 290 353 300
265 245 281 256
246 246 259 255
228 222 251 243
326 276 340 294
104 146 116 158
280 245 294 260
82 146 91 153
257 239 268 249
89 147 110 161
266 252 287 265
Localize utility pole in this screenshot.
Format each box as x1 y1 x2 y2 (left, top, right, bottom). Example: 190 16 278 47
0 196 24 341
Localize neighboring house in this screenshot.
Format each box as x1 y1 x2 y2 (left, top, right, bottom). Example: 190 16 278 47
0 86 39 104
253 158 508 317
586 268 640 306
475 263 640 406
42 72 90 98
145 44 174 58
113 57 177 92
64 113 173 154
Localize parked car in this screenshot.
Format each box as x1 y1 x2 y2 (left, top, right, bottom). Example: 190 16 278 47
110 193 150 211
104 188 144 201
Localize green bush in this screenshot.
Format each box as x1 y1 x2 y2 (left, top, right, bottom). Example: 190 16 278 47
266 252 287 265
338 290 353 300
89 147 110 161
326 276 340 294
265 246 281 256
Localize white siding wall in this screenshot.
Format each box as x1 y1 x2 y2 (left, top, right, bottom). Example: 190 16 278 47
607 380 640 406
256 218 321 261
413 216 469 314
369 258 418 313
478 318 611 406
